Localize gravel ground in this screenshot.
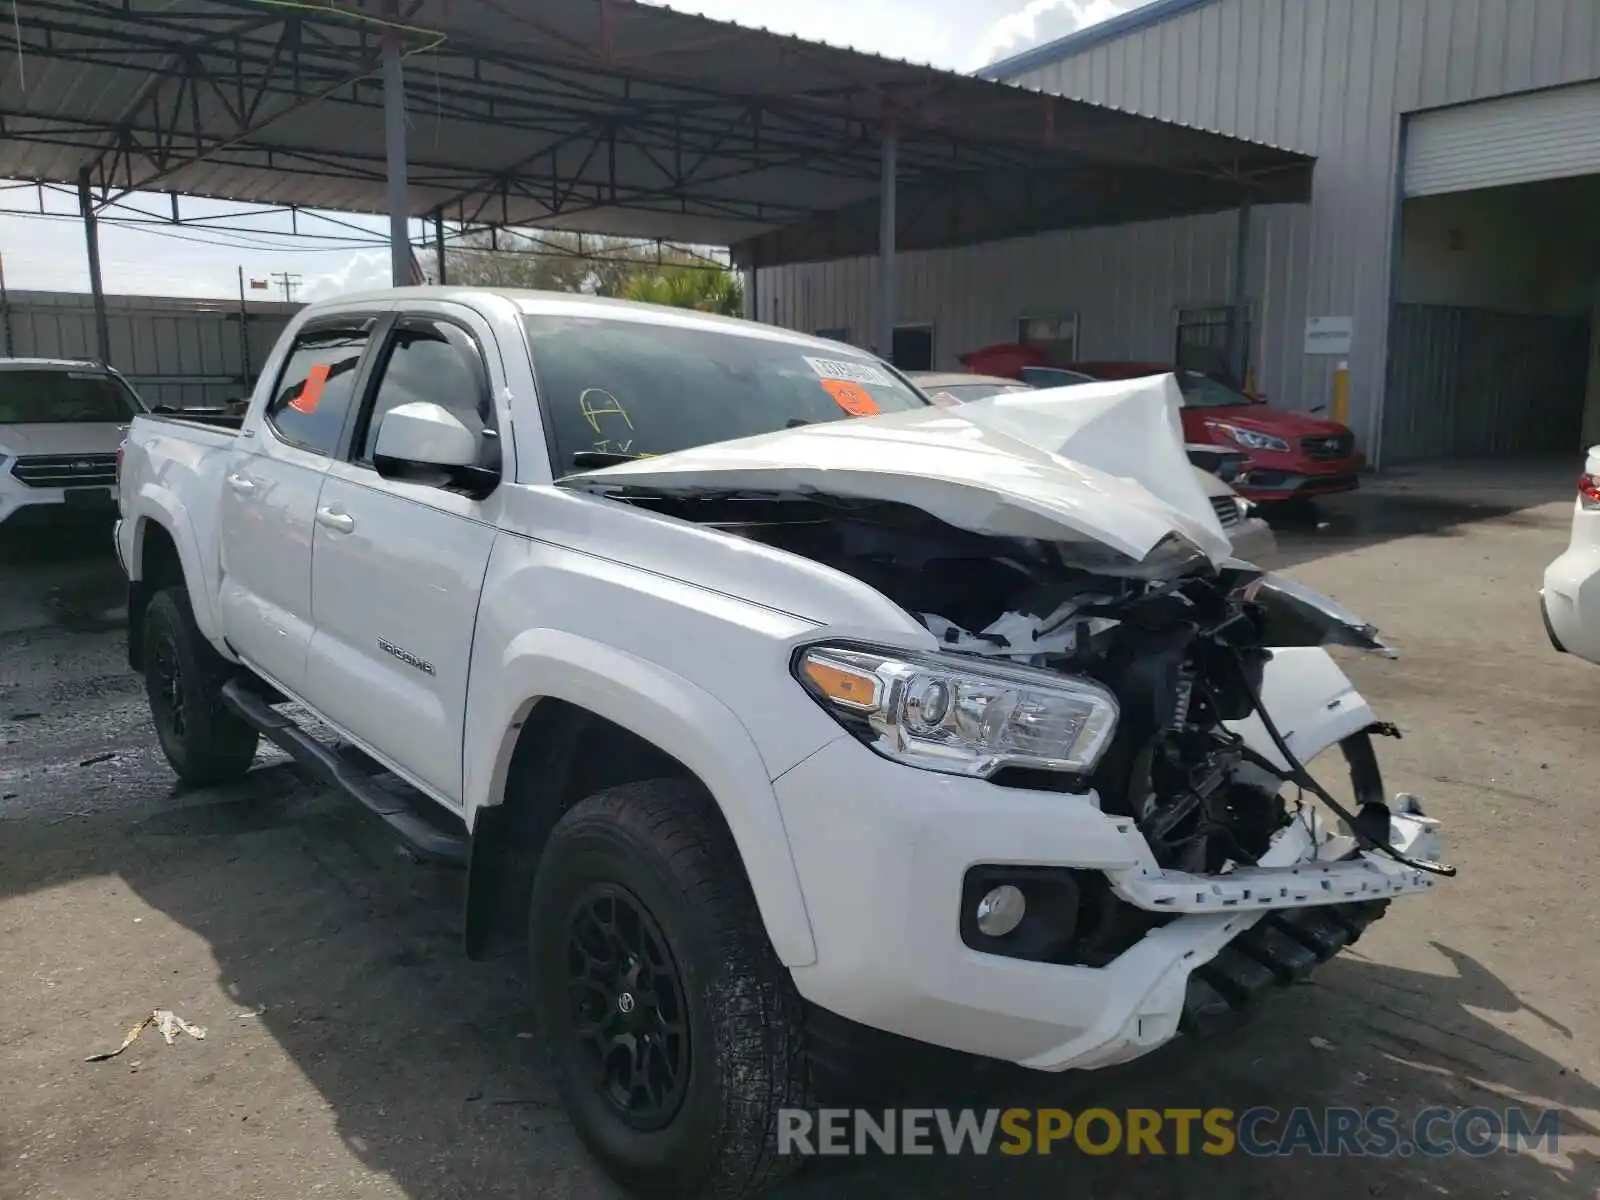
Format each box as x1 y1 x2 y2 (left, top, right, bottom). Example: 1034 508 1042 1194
1 468 1596 1200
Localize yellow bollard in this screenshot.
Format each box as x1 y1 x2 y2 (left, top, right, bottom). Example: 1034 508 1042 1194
1331 359 1350 426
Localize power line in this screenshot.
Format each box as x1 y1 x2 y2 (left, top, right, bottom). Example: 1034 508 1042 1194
270 272 303 302
0 208 390 253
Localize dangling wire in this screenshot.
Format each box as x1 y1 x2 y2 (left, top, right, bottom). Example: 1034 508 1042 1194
1235 655 1455 878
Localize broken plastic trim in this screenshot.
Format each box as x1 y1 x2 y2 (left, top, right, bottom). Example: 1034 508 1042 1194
1233 658 1456 878
1249 574 1398 658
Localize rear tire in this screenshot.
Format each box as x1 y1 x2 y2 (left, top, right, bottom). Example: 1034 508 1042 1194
528 778 810 1199
142 587 259 785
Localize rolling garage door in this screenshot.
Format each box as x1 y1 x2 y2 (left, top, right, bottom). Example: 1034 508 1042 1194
1405 81 1600 197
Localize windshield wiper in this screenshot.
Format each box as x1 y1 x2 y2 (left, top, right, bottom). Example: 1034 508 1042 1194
571 450 643 468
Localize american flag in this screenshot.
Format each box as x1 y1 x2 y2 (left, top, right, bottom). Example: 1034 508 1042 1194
406 247 429 286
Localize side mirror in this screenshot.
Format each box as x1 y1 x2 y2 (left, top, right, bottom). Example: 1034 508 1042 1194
373 401 498 498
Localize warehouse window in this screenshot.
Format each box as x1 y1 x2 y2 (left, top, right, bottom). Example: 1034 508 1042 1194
1016 313 1079 363
891 324 934 371
1175 304 1250 385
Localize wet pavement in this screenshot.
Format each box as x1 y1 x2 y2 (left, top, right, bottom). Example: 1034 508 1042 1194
1 479 1597 1199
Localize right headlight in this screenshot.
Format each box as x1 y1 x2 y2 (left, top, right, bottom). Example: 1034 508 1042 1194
793 644 1119 779
1209 421 1290 453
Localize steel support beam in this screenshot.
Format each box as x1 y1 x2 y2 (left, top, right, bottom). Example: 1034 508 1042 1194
383 28 411 287
1229 201 1251 387
433 209 447 285
76 168 110 365
877 131 897 362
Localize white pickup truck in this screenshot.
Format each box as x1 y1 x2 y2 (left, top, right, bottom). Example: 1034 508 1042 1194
116 288 1448 1198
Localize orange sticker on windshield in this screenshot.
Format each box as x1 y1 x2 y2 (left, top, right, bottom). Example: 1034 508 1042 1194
821 378 879 417
289 363 331 414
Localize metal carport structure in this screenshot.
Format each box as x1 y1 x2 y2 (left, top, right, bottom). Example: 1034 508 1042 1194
0 0 1313 365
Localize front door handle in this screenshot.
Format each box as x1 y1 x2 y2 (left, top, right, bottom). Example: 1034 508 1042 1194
316 507 355 534
226 473 255 495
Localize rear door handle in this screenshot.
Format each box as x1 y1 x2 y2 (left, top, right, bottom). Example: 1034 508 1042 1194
316 507 355 534
226 473 255 495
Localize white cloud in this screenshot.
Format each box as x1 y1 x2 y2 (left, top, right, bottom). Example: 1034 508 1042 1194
641 0 968 71
300 249 393 302
969 0 1138 69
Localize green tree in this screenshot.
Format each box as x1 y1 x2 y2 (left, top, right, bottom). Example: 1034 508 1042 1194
436 229 632 293
622 264 744 315
433 230 739 311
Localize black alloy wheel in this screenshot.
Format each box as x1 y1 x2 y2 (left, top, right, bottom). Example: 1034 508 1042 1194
563 882 690 1129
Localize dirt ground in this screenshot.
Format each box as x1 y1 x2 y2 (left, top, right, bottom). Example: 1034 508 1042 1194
1 464 1597 1199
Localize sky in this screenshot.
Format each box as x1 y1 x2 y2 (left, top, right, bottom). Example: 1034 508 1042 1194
0 0 1143 302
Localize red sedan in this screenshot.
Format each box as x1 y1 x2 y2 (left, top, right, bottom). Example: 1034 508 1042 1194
968 349 1365 504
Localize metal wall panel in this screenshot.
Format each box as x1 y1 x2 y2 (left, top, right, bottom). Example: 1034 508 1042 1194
755 0 1600 462
0 290 300 409
755 205 1313 408
1405 80 1600 195
1006 0 1600 463
1382 303 1591 461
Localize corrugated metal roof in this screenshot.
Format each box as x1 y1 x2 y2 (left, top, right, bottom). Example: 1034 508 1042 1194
0 0 1309 265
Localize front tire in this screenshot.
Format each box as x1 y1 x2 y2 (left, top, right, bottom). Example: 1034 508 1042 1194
142 587 259 785
529 779 810 1199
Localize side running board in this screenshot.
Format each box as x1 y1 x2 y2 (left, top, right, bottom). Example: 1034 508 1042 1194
220 679 469 867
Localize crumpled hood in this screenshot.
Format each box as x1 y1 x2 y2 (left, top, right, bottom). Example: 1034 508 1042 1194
0 422 128 457
568 372 1232 565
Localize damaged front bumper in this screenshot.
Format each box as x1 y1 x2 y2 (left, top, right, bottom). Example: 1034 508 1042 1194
1109 801 1442 914
776 735 1445 1075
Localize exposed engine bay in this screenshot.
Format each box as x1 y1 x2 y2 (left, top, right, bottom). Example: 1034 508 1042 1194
579 486 1433 889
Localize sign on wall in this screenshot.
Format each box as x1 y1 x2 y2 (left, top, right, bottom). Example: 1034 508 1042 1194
1305 316 1353 355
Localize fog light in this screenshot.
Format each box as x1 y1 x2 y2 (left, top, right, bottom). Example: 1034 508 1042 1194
974 884 1026 937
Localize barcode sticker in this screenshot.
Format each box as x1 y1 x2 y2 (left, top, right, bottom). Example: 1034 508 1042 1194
802 356 892 387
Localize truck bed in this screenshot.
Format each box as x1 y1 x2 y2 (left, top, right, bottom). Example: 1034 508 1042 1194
142 406 246 432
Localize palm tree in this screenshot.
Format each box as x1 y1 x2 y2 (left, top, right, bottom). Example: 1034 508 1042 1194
622 265 744 316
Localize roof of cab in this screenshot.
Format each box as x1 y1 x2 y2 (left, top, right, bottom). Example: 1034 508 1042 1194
906 372 1028 389
0 357 109 372
1065 362 1175 378
311 286 863 352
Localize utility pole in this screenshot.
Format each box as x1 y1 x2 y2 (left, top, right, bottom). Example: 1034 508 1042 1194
0 253 11 356
270 271 302 303
236 267 252 386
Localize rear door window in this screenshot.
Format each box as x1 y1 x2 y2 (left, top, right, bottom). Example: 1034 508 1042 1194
265 326 372 455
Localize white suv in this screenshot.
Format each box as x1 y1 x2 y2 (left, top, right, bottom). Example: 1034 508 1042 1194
0 359 147 531
1542 446 1600 663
